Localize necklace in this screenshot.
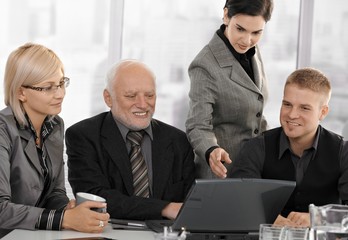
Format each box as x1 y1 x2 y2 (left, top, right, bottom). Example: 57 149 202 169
35 136 40 147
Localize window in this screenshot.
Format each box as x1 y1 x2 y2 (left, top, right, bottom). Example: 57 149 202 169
310 0 348 134
121 0 302 129
1 0 348 198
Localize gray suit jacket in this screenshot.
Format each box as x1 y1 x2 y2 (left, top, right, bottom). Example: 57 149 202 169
0 107 68 233
186 32 268 179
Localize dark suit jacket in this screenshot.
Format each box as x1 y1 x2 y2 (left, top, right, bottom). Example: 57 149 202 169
66 112 195 220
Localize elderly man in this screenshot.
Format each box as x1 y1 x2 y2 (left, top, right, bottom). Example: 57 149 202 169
66 59 195 220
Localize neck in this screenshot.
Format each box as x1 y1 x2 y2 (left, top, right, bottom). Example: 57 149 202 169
289 135 315 157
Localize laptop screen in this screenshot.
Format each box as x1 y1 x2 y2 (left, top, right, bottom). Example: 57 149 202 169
171 178 296 233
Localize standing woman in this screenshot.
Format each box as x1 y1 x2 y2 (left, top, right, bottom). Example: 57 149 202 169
0 43 109 237
186 0 273 179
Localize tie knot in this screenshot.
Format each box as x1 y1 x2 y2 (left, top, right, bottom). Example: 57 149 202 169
127 131 144 146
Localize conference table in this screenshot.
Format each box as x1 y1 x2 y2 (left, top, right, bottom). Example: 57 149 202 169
1 224 157 240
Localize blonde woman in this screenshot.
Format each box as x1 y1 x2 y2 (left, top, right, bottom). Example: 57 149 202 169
0 43 109 237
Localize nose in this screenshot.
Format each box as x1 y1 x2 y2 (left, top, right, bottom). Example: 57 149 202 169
54 86 65 98
135 95 147 108
240 33 252 45
288 107 299 119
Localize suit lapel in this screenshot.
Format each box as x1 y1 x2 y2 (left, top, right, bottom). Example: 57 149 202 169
209 33 263 94
44 126 64 179
151 120 174 198
101 113 134 196
20 129 42 175
251 45 264 90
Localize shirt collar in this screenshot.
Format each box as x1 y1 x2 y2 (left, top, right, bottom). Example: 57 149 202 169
114 118 153 143
278 127 320 159
24 113 57 144
216 24 256 61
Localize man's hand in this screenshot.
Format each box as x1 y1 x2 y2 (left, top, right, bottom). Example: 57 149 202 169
161 202 183 220
287 212 310 227
208 148 232 178
273 213 310 227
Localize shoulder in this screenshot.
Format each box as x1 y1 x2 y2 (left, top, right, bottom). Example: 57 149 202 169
66 112 110 135
189 33 238 77
68 112 109 129
242 133 265 149
240 128 282 151
0 107 15 123
0 108 16 144
151 119 188 141
152 119 185 135
320 125 343 142
0 107 19 134
190 33 224 67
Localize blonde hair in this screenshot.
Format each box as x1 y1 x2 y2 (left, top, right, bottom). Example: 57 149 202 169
285 67 331 105
4 43 65 126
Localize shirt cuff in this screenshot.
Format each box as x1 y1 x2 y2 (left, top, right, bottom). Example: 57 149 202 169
36 209 65 230
205 146 219 165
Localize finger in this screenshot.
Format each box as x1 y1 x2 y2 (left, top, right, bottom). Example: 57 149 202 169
222 155 232 164
220 151 232 164
211 163 228 178
69 199 76 208
80 200 107 209
96 212 110 221
89 220 106 233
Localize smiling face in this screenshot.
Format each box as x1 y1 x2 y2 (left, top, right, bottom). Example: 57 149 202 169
223 12 266 54
280 84 329 145
104 61 156 131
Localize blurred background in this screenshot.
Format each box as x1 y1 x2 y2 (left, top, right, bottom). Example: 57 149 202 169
1 0 348 197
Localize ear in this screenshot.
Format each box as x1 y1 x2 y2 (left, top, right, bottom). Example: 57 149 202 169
223 8 229 25
18 87 27 102
103 89 112 108
319 105 329 121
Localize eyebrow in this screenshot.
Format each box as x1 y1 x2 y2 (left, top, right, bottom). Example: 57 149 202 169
235 23 264 33
300 104 312 108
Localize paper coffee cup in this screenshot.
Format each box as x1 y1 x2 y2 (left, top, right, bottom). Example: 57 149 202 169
76 192 107 213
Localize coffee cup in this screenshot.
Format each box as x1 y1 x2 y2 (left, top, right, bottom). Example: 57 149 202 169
75 192 107 213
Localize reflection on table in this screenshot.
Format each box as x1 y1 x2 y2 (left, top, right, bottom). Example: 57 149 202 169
1 224 155 240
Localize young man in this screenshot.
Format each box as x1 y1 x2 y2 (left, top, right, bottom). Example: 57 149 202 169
230 67 348 227
66 59 195 220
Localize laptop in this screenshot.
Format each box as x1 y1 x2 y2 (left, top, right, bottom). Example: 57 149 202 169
146 178 295 236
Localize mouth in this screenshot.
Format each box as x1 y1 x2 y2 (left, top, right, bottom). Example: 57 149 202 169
51 102 62 107
286 120 301 126
133 111 147 117
238 44 248 50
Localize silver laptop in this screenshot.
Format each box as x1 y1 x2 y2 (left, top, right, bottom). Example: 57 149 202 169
146 178 296 234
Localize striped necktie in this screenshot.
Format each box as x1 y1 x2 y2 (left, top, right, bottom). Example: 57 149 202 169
127 131 150 197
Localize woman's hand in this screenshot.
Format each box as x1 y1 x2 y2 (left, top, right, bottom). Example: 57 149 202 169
209 148 232 178
62 201 110 233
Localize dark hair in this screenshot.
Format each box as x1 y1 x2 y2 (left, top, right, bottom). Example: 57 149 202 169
224 0 274 22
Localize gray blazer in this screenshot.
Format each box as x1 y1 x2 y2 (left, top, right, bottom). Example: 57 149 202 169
0 107 68 232
186 32 268 179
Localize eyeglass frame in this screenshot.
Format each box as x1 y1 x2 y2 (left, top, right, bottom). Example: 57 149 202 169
21 77 70 94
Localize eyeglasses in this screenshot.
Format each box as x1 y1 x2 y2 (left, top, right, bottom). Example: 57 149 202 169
22 77 70 94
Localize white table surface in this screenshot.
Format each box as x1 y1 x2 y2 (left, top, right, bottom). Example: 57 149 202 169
1 224 156 240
